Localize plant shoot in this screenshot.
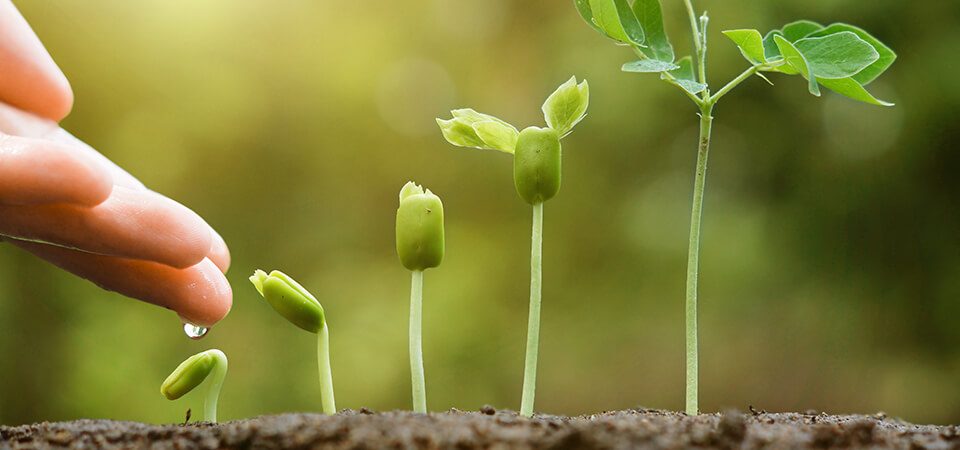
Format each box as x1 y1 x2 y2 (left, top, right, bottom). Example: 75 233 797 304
160 349 228 423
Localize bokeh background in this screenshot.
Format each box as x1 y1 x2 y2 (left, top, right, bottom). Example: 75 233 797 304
2 0 958 426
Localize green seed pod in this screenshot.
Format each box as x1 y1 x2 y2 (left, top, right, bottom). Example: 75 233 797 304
513 126 561 205
161 350 220 400
250 269 325 333
396 182 444 271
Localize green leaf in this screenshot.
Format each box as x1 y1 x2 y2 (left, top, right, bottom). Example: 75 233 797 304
542 76 590 137
775 35 819 96
589 0 645 46
818 77 894 106
723 29 765 64
436 118 486 149
632 0 673 62
473 121 519 154
794 31 879 79
781 20 824 42
807 23 896 85
762 31 786 62
622 59 679 73
437 109 518 153
573 0 607 35
660 56 705 95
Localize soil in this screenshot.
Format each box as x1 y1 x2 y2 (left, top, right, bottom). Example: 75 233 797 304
2 407 959 449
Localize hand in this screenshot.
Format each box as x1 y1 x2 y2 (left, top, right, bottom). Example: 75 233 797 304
0 0 232 327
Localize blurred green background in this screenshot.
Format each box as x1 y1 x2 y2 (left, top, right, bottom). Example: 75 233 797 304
2 0 958 426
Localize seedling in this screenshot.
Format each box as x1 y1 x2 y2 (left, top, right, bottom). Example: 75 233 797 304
437 76 589 417
250 269 336 414
160 349 228 423
574 0 895 414
395 181 445 413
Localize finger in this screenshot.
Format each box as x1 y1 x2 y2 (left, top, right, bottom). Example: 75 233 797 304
0 0 73 121
208 228 231 273
0 185 213 269
0 134 113 206
0 102 144 190
7 237 232 326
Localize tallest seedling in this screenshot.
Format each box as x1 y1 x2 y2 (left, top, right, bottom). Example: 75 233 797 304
438 76 589 417
574 0 895 414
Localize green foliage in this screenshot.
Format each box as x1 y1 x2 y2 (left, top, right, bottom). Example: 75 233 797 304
437 76 588 205
514 127 562 205
396 182 445 271
542 76 590 137
250 269 326 333
661 56 706 95
725 20 895 105
588 0 645 46
623 59 679 73
632 0 673 62
437 109 519 154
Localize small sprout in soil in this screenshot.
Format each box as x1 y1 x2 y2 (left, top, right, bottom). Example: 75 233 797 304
250 269 336 414
437 76 589 417
396 181 445 413
574 0 895 414
160 349 228 423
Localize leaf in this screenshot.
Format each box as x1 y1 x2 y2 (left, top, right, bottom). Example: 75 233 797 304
542 76 590 137
573 0 607 35
632 0 673 62
473 121 519 153
818 77 894 106
781 20 824 42
622 59 679 73
794 31 878 79
807 23 896 85
762 31 785 62
723 29 765 64
661 56 706 95
589 0 645 46
437 109 519 153
437 118 487 149
775 35 819 96
451 108 515 129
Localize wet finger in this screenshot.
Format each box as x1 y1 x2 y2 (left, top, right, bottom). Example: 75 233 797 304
208 228 231 273
0 185 213 269
8 237 233 326
0 133 113 206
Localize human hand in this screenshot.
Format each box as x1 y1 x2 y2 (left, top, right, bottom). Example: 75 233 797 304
0 0 232 327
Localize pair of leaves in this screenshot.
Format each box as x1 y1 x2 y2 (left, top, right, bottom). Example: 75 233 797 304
437 76 589 153
723 21 895 105
577 0 708 96
575 0 674 63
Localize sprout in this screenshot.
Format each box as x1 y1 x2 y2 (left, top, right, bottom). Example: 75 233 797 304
161 349 228 423
250 269 336 414
396 181 445 413
437 77 589 417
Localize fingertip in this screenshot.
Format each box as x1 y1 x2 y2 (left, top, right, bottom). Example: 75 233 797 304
172 258 234 327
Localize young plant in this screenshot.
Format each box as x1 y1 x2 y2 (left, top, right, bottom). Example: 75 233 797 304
573 0 895 414
249 269 336 414
161 349 228 423
395 181 445 413
437 76 589 417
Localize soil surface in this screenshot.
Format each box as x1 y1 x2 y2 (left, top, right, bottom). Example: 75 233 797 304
2 407 959 449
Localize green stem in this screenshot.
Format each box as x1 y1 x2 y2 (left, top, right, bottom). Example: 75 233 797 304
520 202 543 417
204 350 228 423
409 269 426 413
683 0 701 56
685 103 714 416
317 323 337 414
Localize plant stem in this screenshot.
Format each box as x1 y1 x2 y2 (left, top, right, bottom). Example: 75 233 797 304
317 323 337 414
683 0 701 56
409 269 427 413
204 350 228 423
685 103 714 416
520 202 544 417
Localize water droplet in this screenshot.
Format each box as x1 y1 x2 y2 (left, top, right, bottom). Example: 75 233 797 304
183 323 209 340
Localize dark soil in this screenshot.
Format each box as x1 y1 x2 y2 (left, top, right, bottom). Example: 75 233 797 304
2 408 959 449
